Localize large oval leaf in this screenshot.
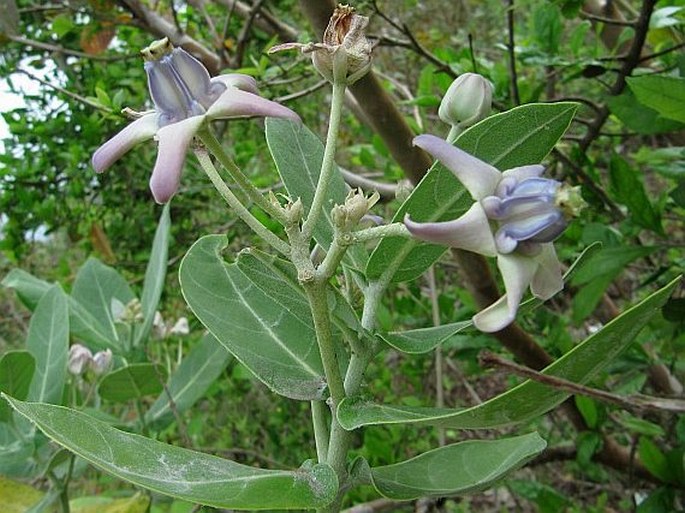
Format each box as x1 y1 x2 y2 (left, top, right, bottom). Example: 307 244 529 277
179 235 326 400
365 102 579 284
4 397 338 510
363 432 545 500
0 351 35 422
338 276 679 430
98 364 168 403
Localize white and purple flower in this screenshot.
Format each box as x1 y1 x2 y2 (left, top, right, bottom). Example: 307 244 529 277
405 134 584 332
92 38 300 203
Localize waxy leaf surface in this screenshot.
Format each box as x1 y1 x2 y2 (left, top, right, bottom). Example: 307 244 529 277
180 235 326 400
5 397 338 510
338 277 679 430
366 433 545 500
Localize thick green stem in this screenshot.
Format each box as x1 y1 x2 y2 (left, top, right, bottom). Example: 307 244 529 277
302 80 347 239
198 128 288 224
194 148 291 256
349 222 410 245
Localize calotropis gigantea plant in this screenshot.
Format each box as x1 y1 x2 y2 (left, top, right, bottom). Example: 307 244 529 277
4 4 680 513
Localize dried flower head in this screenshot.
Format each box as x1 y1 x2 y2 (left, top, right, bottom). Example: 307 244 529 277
269 4 373 85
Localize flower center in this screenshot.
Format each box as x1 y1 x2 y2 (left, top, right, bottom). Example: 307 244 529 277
482 177 582 254
142 38 226 126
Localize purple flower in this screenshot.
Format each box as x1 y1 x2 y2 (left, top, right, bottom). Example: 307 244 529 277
92 38 300 203
405 135 584 332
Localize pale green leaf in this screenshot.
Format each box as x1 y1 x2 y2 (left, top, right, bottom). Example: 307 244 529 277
98 364 168 403
135 203 171 347
0 475 44 513
0 351 35 422
337 277 679 430
26 285 69 405
71 258 135 345
179 235 326 400
365 433 545 500
4 397 338 510
146 334 232 427
366 102 579 284
379 321 472 354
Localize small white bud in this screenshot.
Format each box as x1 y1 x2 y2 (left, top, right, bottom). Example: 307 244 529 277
68 344 93 376
90 349 113 376
438 73 494 129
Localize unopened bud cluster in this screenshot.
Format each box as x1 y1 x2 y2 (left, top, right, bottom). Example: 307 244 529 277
68 344 113 377
332 189 380 232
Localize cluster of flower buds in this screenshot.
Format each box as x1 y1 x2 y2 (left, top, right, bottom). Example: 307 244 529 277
332 189 380 232
68 344 113 377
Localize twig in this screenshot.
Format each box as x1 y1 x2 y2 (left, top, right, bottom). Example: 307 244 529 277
505 0 520 105
579 10 637 26
235 0 267 67
338 168 398 200
8 34 138 61
15 67 114 114
479 350 685 414
274 79 328 102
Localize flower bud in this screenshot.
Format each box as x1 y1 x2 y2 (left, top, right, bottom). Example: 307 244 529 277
90 349 113 376
68 344 93 376
438 73 493 129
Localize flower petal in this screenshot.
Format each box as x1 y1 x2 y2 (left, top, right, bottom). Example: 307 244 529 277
473 253 537 332
500 164 545 183
206 88 300 122
530 243 563 300
404 203 497 256
149 115 205 203
91 114 159 173
413 134 501 200
211 74 259 94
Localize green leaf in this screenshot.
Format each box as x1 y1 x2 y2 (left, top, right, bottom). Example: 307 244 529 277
379 321 472 354
0 351 35 422
98 364 168 403
2 269 119 351
26 285 69 405
4 397 338 510
609 155 662 233
607 89 685 135
366 102 579 283
179 235 326 400
638 437 670 482
0 475 44 513
68 493 149 513
365 433 545 499
337 277 679 430
146 334 232 427
570 245 658 323
627 76 685 124
264 118 367 270
72 258 135 346
134 203 171 348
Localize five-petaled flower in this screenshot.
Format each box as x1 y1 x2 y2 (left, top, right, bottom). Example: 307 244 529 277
405 134 585 332
92 38 300 203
